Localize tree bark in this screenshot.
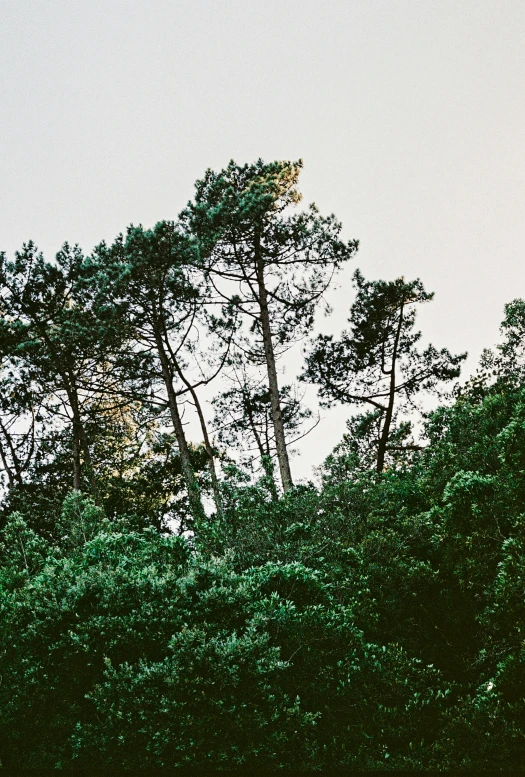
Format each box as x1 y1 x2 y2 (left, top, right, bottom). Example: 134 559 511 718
254 234 293 493
0 418 23 488
376 300 405 474
154 330 205 520
0 437 15 489
72 422 81 490
67 378 100 503
172 357 222 515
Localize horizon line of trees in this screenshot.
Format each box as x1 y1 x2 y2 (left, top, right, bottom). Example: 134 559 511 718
0 158 467 532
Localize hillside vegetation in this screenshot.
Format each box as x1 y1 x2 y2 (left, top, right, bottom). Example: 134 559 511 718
1 160 524 770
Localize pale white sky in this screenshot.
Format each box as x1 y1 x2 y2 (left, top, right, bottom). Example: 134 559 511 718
1 0 524 479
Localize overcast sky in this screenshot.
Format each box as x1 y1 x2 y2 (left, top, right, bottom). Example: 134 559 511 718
1 0 524 479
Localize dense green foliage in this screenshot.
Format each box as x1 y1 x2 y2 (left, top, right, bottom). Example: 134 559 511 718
0 159 524 769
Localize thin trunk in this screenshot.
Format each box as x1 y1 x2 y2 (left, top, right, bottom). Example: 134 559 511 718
21 407 36 473
0 419 23 488
244 394 267 462
261 455 279 501
254 235 293 493
377 300 405 474
243 395 278 501
77 421 99 500
30 319 99 500
261 412 278 500
154 330 205 520
0 436 16 489
172 358 222 515
72 422 81 490
68 380 100 503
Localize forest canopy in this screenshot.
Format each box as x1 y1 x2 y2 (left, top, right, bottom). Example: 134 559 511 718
0 159 524 770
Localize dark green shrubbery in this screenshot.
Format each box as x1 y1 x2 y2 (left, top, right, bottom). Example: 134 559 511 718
0 495 446 769
1 379 525 769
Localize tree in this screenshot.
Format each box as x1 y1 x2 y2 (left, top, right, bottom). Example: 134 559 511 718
321 409 417 480
0 242 123 501
184 159 358 493
302 270 466 473
476 298 525 389
91 221 233 521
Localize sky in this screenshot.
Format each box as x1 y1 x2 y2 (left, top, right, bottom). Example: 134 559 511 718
1 0 524 480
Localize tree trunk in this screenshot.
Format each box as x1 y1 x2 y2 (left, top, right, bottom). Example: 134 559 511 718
191 392 222 515
76 417 100 502
0 438 15 489
0 418 23 488
376 300 405 474
154 330 205 520
255 236 293 493
261 455 279 501
72 422 81 490
68 379 100 503
32 321 99 500
172 358 222 515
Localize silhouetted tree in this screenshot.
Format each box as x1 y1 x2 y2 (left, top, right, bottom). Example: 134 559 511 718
184 159 357 492
303 270 466 473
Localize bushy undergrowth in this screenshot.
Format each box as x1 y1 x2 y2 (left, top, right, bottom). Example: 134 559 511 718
1 381 525 770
